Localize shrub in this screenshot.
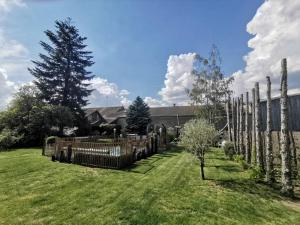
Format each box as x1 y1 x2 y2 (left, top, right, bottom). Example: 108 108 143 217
233 155 249 170
250 166 265 180
223 141 235 160
0 128 22 150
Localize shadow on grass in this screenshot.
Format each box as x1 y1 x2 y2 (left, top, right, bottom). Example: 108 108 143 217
123 146 184 174
206 176 300 202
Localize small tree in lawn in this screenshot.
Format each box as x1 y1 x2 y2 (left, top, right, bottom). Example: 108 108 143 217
180 119 217 180
126 96 151 135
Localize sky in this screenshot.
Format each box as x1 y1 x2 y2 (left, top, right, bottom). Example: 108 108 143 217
1 0 299 109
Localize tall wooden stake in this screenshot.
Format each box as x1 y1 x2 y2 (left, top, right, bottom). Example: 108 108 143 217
239 94 244 156
266 76 275 183
255 82 264 172
251 88 256 165
232 98 237 152
280 58 293 196
245 92 250 164
236 97 240 154
226 96 232 141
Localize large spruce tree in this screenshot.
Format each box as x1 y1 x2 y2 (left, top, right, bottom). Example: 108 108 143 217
29 18 94 133
126 96 151 135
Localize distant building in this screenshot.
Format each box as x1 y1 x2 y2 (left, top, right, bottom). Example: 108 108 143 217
84 105 197 132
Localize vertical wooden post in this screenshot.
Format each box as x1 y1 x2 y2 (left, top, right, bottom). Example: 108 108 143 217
255 82 264 172
236 97 240 154
289 131 298 176
266 76 275 183
251 88 256 165
280 58 293 196
240 94 244 157
226 96 232 141
232 98 237 152
245 92 251 164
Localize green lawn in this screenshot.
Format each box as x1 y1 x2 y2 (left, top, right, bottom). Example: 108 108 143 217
0 147 299 225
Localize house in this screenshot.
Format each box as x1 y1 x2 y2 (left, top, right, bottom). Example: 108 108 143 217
84 105 197 133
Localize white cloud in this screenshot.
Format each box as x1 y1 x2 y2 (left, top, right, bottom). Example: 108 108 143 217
0 69 17 108
0 0 25 14
232 0 300 98
0 0 29 109
144 96 166 107
144 53 197 107
89 77 131 108
159 53 197 105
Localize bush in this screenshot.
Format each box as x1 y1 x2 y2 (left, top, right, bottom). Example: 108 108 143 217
0 128 22 150
233 155 249 170
223 141 235 160
250 166 265 180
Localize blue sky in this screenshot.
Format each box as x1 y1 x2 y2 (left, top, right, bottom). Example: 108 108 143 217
4 0 287 108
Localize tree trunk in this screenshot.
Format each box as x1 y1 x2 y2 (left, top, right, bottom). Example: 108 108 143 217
255 82 264 172
226 96 232 141
236 98 240 154
232 98 237 153
200 158 205 180
289 131 298 177
266 76 275 183
280 58 293 196
251 88 256 165
245 92 251 164
240 94 244 157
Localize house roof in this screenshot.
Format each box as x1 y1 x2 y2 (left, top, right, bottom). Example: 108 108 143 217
149 106 197 117
85 105 196 124
85 106 126 123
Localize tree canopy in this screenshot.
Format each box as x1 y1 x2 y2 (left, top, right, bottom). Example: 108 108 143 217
188 45 233 127
28 18 94 125
126 96 151 135
180 118 217 179
0 85 73 148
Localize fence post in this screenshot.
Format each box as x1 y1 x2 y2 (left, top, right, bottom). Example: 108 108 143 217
226 95 232 141
255 82 264 172
245 92 251 164
236 97 240 154
240 94 244 156
280 58 293 196
232 98 237 152
266 76 275 183
251 88 256 165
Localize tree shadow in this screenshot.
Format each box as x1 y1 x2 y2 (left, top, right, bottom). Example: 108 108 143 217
210 178 300 202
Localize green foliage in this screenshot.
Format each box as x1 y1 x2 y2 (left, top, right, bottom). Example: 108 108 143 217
0 128 22 150
28 18 94 130
0 85 74 146
188 45 233 127
250 166 265 180
233 155 249 170
223 141 235 160
126 96 151 135
0 148 299 224
179 119 217 159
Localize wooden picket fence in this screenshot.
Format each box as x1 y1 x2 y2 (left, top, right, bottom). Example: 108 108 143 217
44 135 163 169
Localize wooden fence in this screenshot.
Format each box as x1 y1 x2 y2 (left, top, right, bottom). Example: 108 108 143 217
44 135 164 169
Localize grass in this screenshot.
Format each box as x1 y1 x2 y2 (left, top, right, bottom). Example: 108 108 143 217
0 147 300 225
